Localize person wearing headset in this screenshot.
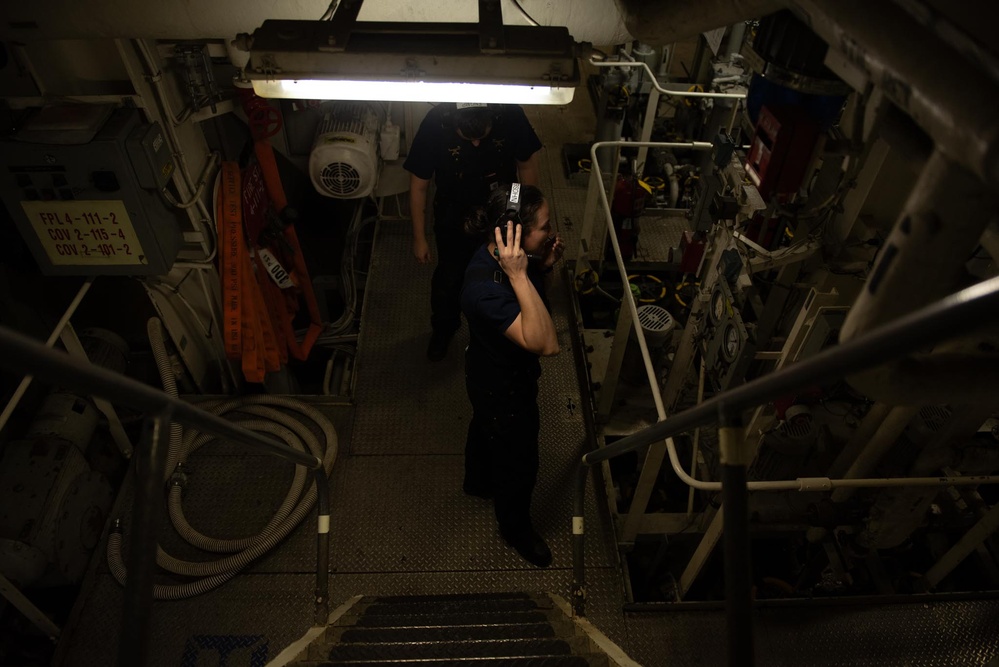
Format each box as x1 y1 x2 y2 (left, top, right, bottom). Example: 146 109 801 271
404 103 542 361
460 184 564 568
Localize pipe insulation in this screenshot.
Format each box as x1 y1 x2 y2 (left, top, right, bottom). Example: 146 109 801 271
108 319 338 599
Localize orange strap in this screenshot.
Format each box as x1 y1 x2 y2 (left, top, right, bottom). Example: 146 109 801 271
249 254 284 370
219 160 284 382
242 252 283 380
253 139 324 361
219 162 243 361
240 249 266 383
255 265 290 365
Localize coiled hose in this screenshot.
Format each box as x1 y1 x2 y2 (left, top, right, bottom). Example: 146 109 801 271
107 318 338 599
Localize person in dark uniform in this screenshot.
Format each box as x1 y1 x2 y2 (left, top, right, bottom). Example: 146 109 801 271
460 184 564 567
404 103 542 361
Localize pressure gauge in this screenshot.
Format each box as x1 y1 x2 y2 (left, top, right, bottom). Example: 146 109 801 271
721 323 741 362
709 286 726 326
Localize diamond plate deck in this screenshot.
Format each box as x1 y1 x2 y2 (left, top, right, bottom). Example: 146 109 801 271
548 187 590 264
759 599 999 667
633 213 689 263
350 220 470 456
55 103 999 667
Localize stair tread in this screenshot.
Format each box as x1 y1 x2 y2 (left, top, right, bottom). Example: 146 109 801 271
297 593 613 667
319 656 595 666
340 623 557 643
366 592 535 605
352 611 550 627
328 638 575 661
362 599 547 616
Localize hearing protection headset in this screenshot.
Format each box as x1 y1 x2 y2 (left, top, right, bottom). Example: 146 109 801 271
495 183 523 232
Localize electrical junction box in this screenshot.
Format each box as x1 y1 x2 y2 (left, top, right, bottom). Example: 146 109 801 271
0 107 181 276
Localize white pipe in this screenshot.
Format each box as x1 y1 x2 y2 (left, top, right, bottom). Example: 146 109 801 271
0 278 93 433
589 140 999 494
589 58 746 100
591 57 745 175
162 151 221 210
662 436 999 493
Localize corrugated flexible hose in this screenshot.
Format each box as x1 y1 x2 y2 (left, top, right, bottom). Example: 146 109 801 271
107 318 338 599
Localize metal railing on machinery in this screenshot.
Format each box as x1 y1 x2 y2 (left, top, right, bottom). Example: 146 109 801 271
0 325 331 667
569 139 999 666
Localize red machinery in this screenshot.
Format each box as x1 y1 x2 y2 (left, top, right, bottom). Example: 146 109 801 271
745 105 820 202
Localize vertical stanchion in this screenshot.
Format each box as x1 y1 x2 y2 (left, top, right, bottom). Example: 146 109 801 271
118 408 171 667
314 468 331 624
571 465 588 617
719 406 753 667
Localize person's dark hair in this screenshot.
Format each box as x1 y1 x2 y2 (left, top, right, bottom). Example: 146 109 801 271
465 184 546 239
453 106 493 139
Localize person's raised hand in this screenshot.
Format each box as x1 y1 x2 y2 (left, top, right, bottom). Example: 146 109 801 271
494 221 527 278
542 233 565 271
413 235 431 264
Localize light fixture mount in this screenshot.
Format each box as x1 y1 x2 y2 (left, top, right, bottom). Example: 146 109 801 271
237 1 579 104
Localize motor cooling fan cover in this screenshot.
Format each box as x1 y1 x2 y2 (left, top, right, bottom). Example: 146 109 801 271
309 132 378 199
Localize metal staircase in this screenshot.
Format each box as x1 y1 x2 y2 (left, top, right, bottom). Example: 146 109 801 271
282 592 634 666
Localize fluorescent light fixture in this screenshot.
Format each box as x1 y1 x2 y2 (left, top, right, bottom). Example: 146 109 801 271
251 79 575 105
237 13 580 105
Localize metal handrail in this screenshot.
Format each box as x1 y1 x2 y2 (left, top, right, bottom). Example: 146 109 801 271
587 58 747 174
0 324 331 665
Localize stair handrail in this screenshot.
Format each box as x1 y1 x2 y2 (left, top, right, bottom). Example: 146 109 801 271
0 324 332 666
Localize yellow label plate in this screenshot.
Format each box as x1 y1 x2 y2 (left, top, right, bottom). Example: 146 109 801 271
20 200 148 266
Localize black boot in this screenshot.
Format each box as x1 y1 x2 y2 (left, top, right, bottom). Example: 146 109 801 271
500 527 552 568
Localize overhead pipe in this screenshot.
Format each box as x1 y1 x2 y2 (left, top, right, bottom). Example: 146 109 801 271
614 0 788 46
840 150 999 401
617 0 999 243
793 0 999 191
841 150 997 340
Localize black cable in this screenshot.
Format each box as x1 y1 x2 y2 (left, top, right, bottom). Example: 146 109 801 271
510 0 541 26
